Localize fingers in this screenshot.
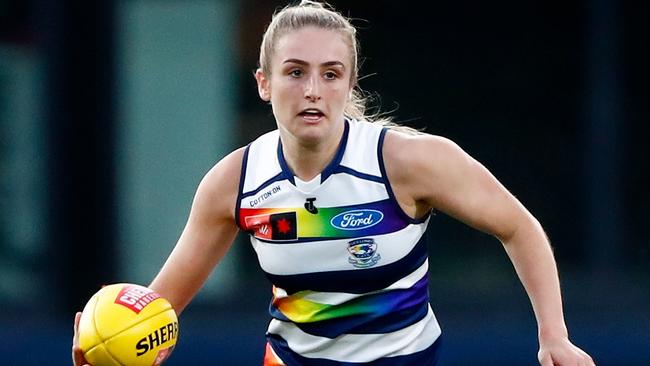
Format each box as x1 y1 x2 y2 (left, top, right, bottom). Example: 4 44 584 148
72 344 88 366
539 355 554 366
582 353 596 366
581 349 596 366
539 345 596 366
73 312 81 341
573 345 596 366
538 336 597 366
72 312 90 366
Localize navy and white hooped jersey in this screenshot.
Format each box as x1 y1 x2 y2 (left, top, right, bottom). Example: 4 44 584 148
236 119 442 365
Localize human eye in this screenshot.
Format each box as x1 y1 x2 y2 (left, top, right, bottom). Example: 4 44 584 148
288 68 303 78
323 70 339 80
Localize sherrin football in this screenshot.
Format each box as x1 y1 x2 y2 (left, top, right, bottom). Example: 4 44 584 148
78 283 179 366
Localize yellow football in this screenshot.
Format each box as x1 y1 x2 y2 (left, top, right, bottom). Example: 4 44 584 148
78 283 179 366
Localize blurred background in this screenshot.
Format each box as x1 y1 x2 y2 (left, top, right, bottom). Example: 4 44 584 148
1 0 648 364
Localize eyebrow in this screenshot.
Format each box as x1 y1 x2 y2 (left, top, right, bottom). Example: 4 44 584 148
282 59 345 69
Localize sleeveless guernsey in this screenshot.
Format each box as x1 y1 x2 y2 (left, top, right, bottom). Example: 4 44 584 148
236 119 442 365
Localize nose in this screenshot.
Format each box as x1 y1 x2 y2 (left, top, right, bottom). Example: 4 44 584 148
304 75 321 101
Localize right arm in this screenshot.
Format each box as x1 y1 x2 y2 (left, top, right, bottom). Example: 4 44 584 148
148 147 245 314
73 147 245 365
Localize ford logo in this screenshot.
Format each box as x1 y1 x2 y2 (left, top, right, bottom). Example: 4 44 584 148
330 209 384 230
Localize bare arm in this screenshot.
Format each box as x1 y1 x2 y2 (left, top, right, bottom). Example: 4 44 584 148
148 147 244 314
383 131 594 366
72 148 245 366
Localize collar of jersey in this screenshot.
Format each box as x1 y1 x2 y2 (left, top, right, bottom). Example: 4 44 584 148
276 118 350 186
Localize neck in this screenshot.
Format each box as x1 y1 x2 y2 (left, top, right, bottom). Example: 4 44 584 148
280 123 345 181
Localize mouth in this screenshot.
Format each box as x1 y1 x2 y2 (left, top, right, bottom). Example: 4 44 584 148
298 108 325 122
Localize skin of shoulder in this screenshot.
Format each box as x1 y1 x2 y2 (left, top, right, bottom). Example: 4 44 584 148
191 146 246 224
382 130 534 241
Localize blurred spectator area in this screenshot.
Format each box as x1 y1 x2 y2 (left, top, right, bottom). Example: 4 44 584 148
0 0 648 365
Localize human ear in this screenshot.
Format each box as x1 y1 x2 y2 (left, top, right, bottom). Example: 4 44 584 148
255 69 271 101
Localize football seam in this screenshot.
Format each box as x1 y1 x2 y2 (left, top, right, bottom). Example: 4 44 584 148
97 304 176 362
89 295 123 366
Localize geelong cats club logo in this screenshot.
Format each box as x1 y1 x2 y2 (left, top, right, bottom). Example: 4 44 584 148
347 238 381 268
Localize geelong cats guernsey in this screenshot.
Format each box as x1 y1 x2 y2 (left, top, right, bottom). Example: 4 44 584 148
236 119 442 365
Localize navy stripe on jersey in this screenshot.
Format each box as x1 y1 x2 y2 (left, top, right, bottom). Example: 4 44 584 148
269 275 430 338
262 236 428 295
267 333 442 366
276 140 296 185
234 144 251 229
321 120 350 182
332 166 383 183
377 128 431 225
240 172 287 200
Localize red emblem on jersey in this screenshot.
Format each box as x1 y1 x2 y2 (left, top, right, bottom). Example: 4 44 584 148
243 211 297 241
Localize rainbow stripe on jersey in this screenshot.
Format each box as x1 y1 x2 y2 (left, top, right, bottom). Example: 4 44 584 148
239 199 408 242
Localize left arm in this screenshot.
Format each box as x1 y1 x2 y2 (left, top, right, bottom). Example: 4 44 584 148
383 131 594 366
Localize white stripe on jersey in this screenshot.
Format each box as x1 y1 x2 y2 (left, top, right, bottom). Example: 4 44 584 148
267 307 441 362
339 119 383 177
252 221 428 275
241 173 389 208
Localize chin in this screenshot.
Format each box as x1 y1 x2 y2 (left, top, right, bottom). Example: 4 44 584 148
295 129 326 145
290 120 329 141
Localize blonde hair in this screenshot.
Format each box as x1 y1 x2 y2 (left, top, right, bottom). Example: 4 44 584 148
258 0 421 134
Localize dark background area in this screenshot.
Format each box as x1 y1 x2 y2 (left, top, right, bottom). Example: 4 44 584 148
1 0 648 365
